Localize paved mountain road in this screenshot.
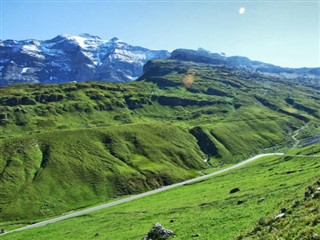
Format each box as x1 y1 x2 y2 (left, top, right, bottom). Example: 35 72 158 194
0 153 287 235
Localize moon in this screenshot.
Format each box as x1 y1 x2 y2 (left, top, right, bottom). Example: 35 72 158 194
239 7 246 15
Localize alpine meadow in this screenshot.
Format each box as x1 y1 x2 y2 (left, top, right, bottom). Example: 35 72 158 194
1 51 320 238
1 2 320 238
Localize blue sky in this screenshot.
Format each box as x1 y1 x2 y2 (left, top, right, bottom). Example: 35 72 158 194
0 0 319 68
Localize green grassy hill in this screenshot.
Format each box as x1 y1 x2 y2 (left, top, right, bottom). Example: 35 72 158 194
1 58 320 225
2 145 319 239
0 124 206 221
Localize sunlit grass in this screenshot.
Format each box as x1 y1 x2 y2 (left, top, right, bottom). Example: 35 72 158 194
2 149 320 239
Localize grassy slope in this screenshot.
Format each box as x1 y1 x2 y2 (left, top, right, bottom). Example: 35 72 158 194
239 145 320 239
1 59 320 223
0 124 206 221
2 145 320 239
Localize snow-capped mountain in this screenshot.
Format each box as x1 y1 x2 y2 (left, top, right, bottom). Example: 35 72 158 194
0 34 170 86
1 35 319 86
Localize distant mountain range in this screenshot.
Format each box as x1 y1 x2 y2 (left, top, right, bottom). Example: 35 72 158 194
0 34 319 86
170 48 320 81
0 34 170 86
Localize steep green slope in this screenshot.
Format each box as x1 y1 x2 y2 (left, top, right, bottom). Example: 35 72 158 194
0 124 206 221
1 59 320 223
238 145 320 239
2 145 320 239
139 60 320 161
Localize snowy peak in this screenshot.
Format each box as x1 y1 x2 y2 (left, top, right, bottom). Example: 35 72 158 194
2 34 318 86
0 34 170 85
63 35 100 49
47 34 123 50
55 34 107 50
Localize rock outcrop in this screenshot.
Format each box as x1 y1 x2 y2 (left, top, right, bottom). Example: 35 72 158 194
142 223 175 240
230 187 240 194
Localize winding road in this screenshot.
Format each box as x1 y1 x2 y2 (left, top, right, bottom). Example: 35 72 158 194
2 153 286 235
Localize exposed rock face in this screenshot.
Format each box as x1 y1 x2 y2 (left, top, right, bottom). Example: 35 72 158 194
313 188 320 199
0 34 170 85
142 223 175 240
170 48 225 65
313 192 320 199
191 233 200 237
308 185 315 193
170 49 320 80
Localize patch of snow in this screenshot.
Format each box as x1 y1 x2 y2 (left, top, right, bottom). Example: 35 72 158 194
21 67 30 74
82 51 97 63
41 45 64 56
21 44 45 60
95 43 113 65
2 40 18 47
68 35 87 49
64 34 106 50
51 34 111 66
22 44 40 52
86 64 95 69
125 74 138 80
112 49 146 62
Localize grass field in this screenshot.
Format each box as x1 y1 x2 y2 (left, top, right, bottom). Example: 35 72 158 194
1 145 320 239
0 123 207 221
1 59 320 234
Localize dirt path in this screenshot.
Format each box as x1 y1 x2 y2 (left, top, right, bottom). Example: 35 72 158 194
292 122 310 148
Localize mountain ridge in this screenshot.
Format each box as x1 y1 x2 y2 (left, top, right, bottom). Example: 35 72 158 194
1 34 319 86
0 34 170 85
170 48 320 81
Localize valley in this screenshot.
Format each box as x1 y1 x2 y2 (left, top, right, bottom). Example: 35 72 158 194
1 0 319 237
3 153 283 234
1 57 320 239
1 149 320 239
